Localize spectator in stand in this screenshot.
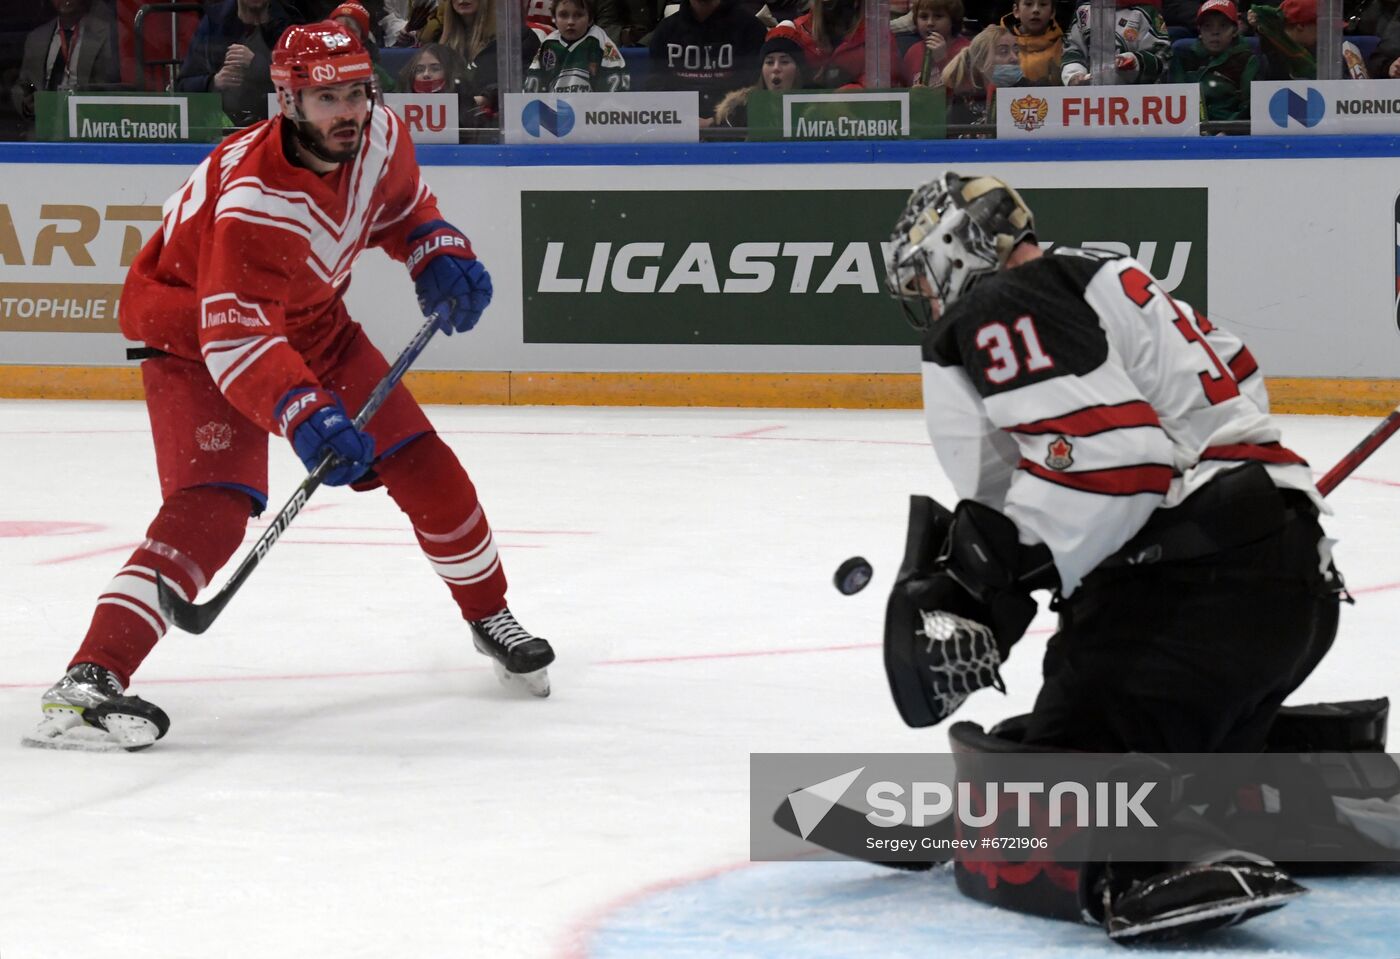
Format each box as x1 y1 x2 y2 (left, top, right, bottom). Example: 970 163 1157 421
390 0 440 44
997 0 1061 84
753 0 811 28
397 40 468 90
896 0 971 86
1249 0 1357 77
942 22 1014 128
433 0 540 124
597 0 657 45
176 0 294 127
1350 0 1400 77
1171 0 1260 120
1366 0 1400 75
960 0 1014 30
283 1 343 20
524 0 630 90
713 21 814 125
649 0 765 124
115 0 197 90
395 36 484 133
523 0 559 41
11 0 120 121
1163 0 1208 36
794 0 902 87
351 0 392 42
1062 0 1172 84
329 2 397 89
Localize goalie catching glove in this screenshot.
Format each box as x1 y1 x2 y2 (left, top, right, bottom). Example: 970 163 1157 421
407 220 492 335
884 496 1058 728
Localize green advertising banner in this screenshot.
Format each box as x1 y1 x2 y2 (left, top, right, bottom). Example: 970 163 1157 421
747 88 945 140
521 188 1207 346
35 92 225 142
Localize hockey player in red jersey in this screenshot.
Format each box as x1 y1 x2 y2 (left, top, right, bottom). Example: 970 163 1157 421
881 173 1346 940
24 20 554 753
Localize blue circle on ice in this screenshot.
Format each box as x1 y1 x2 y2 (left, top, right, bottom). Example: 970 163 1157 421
578 861 1400 958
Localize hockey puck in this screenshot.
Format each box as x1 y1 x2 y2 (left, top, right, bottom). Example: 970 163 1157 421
834 556 873 595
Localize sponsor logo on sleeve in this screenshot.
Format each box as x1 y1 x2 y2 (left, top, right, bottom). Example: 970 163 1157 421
200 293 271 330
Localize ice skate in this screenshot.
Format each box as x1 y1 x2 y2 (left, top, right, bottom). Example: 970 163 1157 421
20 663 170 753
469 608 555 698
1101 857 1306 942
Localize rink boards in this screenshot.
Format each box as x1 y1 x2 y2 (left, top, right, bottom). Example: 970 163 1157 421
1 136 1399 412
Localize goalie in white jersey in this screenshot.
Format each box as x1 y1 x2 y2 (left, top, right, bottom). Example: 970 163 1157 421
881 173 1347 940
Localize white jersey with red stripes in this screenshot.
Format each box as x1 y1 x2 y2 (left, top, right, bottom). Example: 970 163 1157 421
120 106 444 435
921 245 1324 595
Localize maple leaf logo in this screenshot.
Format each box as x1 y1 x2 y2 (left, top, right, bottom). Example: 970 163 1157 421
1045 434 1074 471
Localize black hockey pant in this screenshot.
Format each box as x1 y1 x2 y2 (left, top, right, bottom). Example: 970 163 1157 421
1022 491 1340 754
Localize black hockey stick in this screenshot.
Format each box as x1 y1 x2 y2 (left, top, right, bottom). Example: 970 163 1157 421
156 314 441 634
772 794 951 872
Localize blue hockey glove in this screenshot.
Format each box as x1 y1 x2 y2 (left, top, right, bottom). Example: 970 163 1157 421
406 220 492 335
275 388 376 486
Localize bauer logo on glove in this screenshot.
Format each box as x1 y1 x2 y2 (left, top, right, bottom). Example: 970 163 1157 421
406 219 493 336
405 231 470 275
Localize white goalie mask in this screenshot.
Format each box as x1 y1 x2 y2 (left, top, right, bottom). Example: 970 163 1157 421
885 173 1036 332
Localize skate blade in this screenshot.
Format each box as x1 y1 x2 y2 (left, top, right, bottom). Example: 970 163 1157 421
20 707 160 753
20 723 133 753
1108 888 1306 941
490 658 551 698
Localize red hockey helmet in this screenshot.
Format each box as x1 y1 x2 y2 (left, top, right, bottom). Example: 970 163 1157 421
270 21 373 98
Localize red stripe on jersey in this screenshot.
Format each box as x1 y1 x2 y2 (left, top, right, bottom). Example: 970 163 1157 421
1009 401 1162 437
1200 442 1308 466
1017 460 1175 496
1227 347 1259 383
218 206 314 236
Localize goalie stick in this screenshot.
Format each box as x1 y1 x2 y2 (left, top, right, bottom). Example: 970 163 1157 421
156 314 440 634
1316 400 1400 497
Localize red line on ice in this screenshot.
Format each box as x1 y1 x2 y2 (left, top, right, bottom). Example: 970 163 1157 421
0 665 486 690
596 642 880 665
721 425 787 438
554 857 759 959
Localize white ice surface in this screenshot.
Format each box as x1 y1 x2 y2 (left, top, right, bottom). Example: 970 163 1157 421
2 402 1398 958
